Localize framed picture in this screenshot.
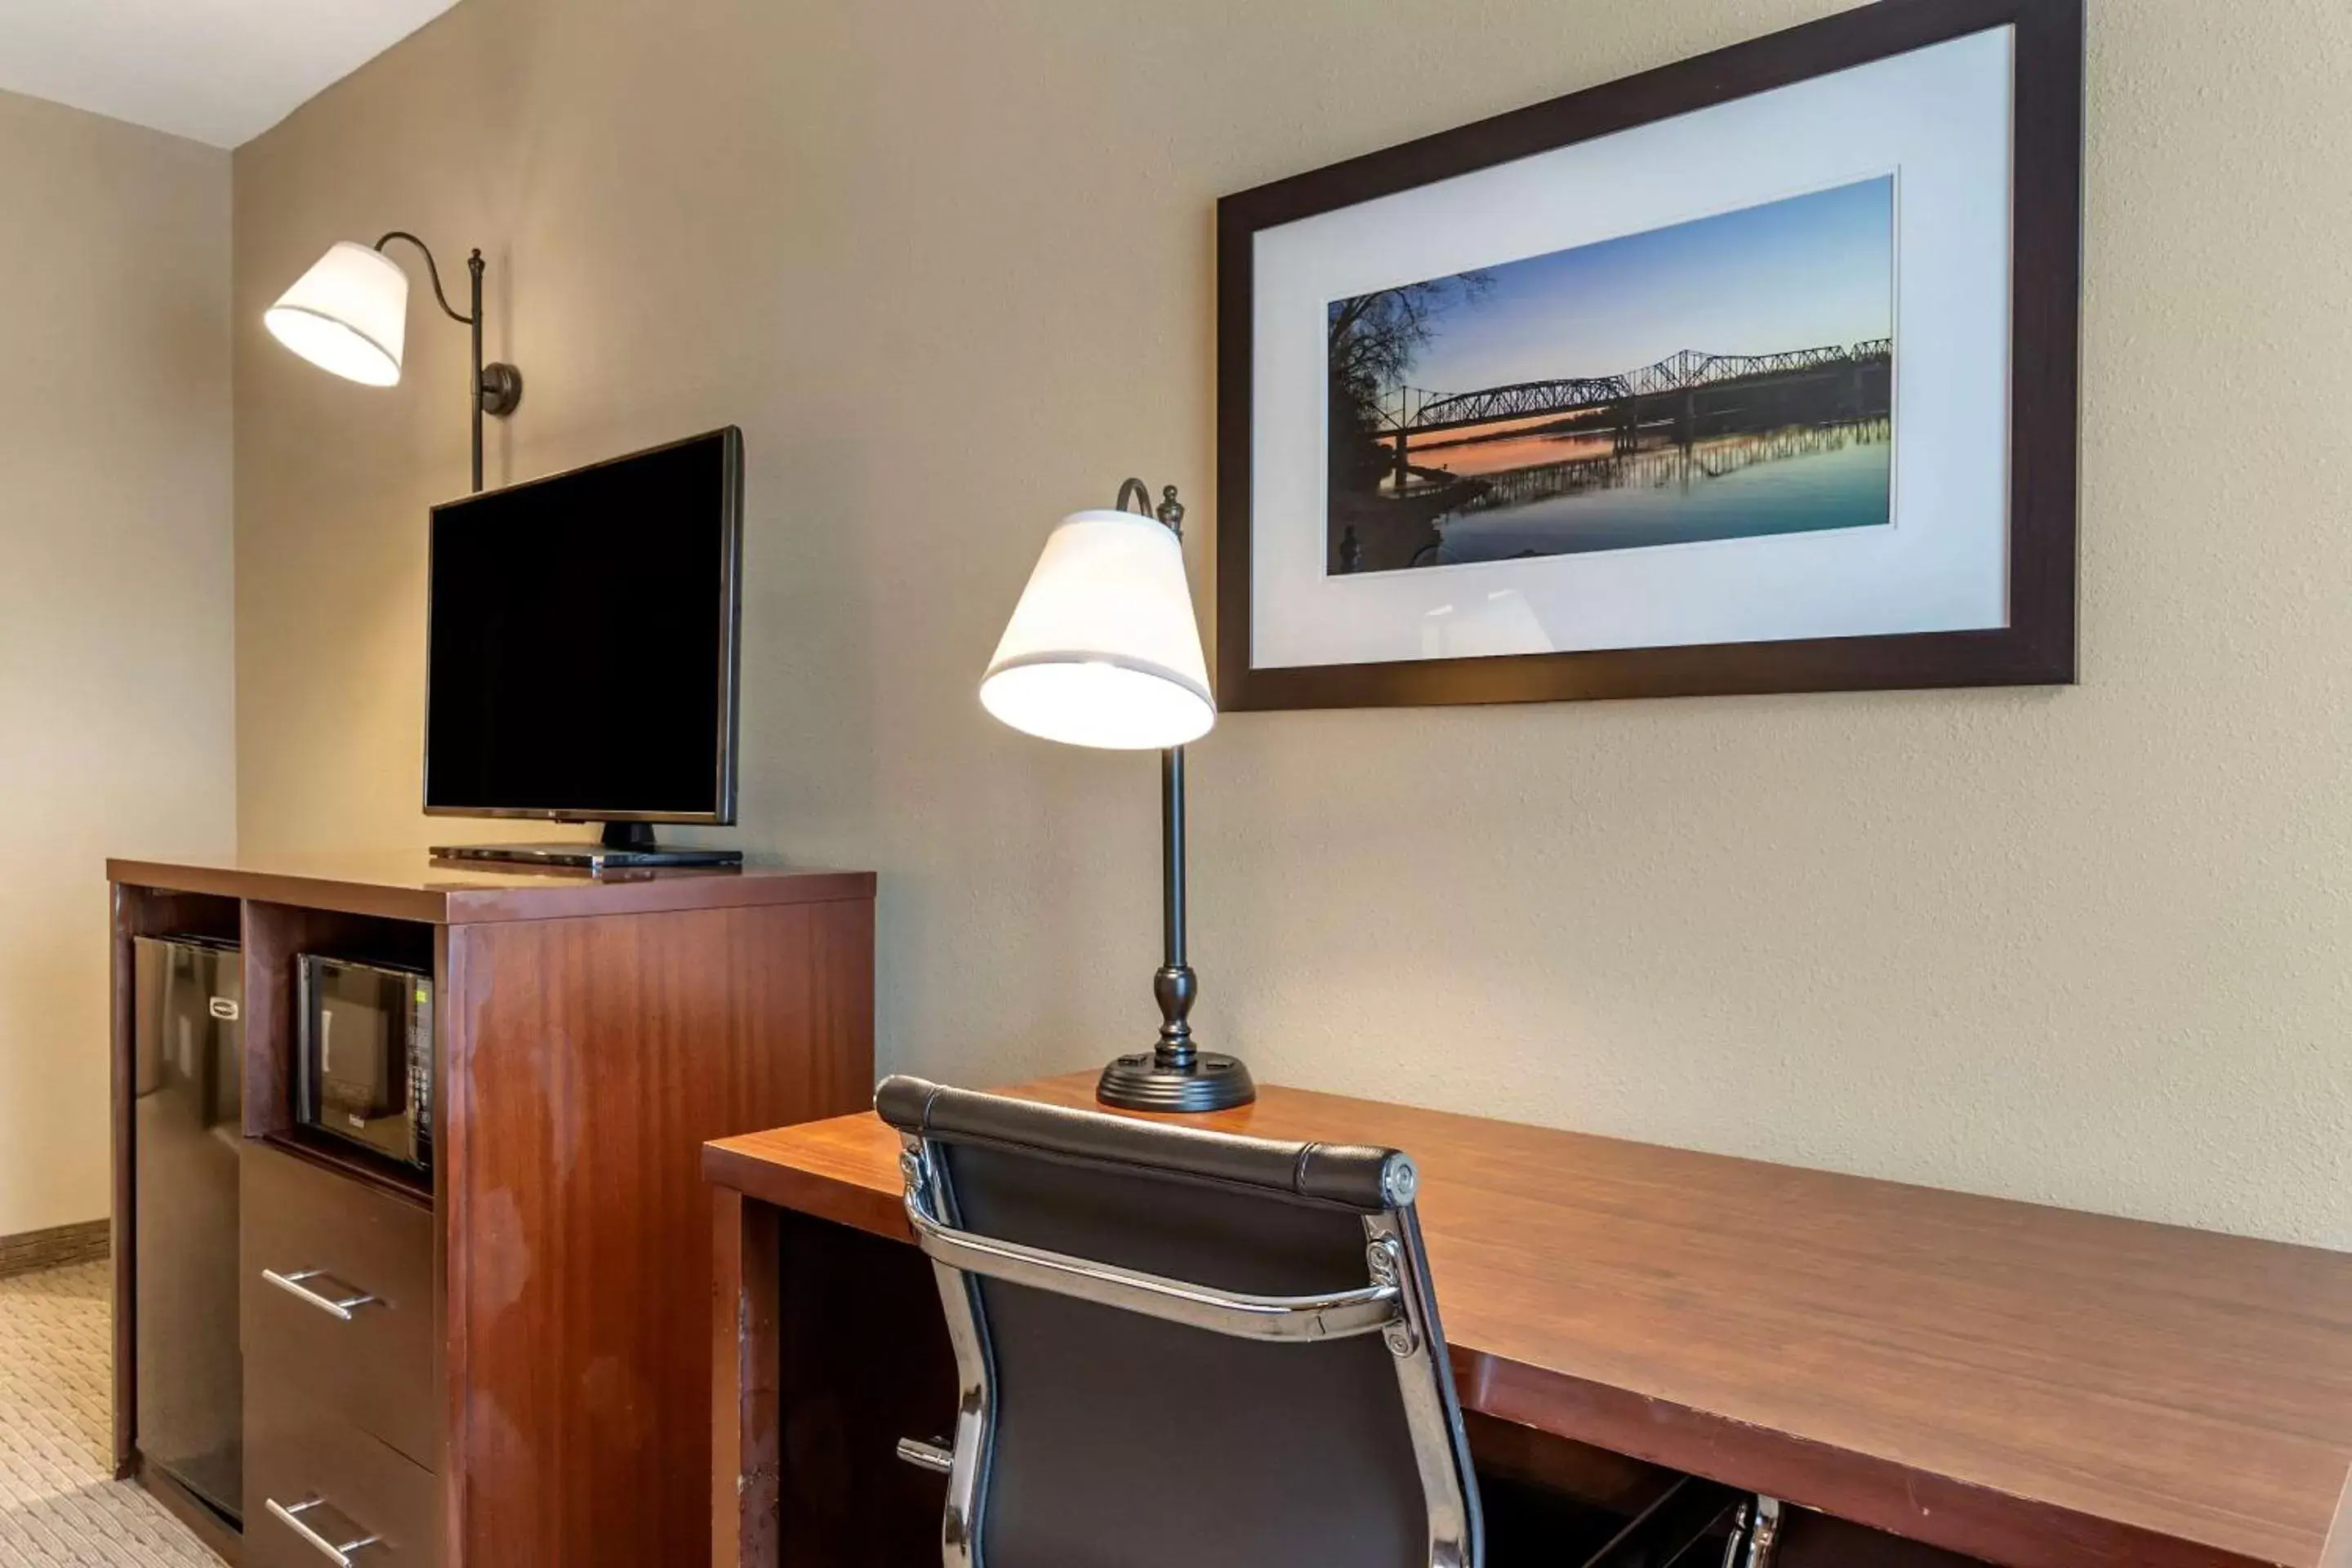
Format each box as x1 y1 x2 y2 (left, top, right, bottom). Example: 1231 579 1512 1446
1215 0 2082 709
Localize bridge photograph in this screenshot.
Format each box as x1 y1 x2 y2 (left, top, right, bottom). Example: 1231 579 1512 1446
1327 176 1896 575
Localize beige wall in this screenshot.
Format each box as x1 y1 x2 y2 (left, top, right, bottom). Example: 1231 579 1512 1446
0 90 235 1236
232 0 2352 1245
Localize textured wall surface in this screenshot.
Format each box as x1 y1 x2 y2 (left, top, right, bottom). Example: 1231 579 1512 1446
0 89 236 1235
232 0 2352 1245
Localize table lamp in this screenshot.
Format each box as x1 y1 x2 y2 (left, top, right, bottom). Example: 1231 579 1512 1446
980 479 1256 1112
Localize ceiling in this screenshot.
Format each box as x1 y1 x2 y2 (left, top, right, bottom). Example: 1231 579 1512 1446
0 0 461 149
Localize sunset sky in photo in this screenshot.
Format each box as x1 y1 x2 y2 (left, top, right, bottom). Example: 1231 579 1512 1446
1380 176 1895 395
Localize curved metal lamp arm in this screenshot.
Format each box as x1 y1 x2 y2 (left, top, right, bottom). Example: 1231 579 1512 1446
370 229 518 489
373 231 474 325
1115 476 1186 537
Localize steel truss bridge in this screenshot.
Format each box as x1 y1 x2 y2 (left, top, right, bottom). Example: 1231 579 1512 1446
1383 339 1893 436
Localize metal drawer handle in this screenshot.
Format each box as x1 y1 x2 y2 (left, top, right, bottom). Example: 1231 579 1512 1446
265 1496 382 1565
894 1437 954 1475
261 1267 381 1321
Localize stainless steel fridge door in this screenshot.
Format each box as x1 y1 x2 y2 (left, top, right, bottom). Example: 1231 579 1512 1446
131 935 243 1525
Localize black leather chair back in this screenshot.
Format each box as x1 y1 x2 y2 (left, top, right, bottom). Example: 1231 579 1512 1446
876 1076 1481 1568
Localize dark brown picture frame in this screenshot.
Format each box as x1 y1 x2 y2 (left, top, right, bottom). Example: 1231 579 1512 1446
1214 0 2083 710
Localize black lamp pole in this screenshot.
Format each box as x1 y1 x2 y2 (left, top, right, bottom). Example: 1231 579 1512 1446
1094 480 1256 1114
372 232 523 492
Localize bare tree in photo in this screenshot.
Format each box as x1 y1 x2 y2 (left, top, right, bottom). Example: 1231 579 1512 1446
1326 274 1491 499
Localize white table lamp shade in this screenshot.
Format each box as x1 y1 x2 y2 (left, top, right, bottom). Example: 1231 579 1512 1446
981 509 1216 750
264 241 408 387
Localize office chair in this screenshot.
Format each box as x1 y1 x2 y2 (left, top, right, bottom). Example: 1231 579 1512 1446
875 1075 1482 1568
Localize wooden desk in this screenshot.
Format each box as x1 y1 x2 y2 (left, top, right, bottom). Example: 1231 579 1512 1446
704 1076 2352 1568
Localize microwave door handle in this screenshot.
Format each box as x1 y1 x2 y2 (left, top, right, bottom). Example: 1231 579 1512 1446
261 1267 381 1321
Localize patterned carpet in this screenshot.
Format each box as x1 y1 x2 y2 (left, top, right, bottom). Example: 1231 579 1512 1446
0 1263 220 1566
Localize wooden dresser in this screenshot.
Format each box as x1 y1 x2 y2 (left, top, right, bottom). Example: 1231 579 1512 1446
109 854 875 1568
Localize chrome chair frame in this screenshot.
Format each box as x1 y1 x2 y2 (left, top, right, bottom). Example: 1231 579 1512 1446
898 1134 1477 1568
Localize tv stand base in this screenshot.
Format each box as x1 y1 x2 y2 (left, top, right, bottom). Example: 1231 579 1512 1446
433 822 742 871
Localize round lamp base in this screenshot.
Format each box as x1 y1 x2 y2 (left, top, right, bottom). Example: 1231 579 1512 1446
1096 1050 1257 1114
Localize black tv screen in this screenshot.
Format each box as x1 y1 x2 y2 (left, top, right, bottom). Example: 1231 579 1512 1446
425 428 742 823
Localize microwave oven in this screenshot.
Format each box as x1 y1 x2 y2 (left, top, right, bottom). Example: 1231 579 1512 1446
296 955 433 1173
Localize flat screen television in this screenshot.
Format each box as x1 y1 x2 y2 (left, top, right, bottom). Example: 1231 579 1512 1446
424 426 744 870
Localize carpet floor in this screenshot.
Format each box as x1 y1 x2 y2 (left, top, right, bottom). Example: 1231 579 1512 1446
0 1262 220 1566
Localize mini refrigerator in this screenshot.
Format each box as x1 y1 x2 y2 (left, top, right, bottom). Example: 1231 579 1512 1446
131 933 243 1526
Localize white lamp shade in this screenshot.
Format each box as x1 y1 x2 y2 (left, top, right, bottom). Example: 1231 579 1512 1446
264 240 408 386
981 509 1215 750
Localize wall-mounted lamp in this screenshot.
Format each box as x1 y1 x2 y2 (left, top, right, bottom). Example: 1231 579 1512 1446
981 479 1257 1113
264 233 523 492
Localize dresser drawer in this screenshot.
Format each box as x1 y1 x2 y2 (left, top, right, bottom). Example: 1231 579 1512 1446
247 1373 438 1568
243 1142 438 1468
